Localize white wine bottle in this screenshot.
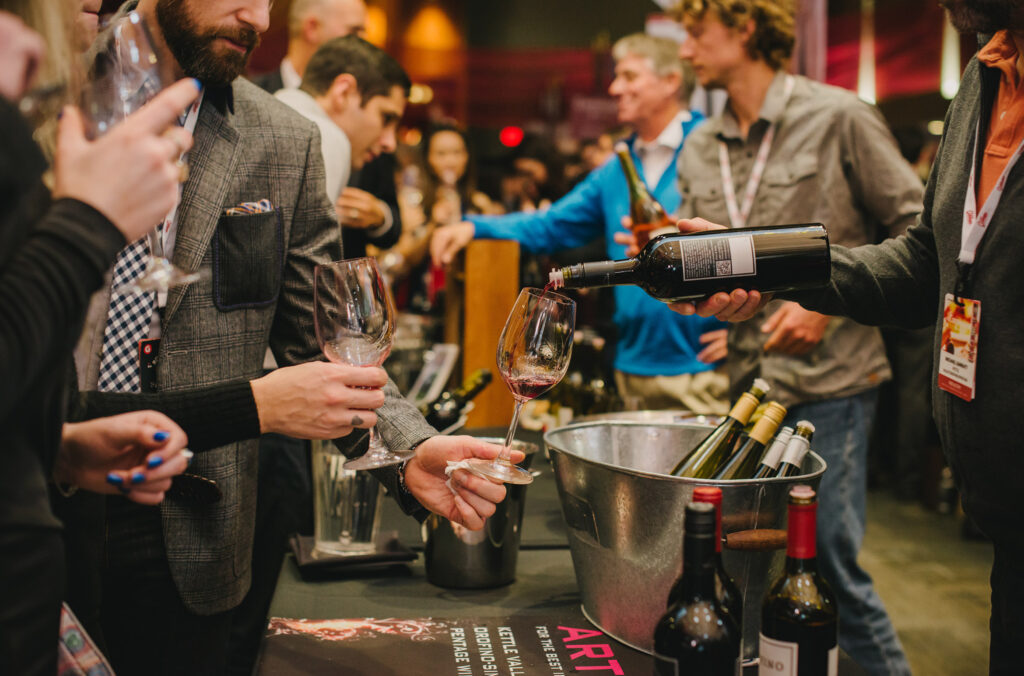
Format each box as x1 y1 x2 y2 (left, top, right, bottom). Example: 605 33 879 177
616 142 675 249
670 378 770 478
775 421 815 478
548 223 830 302
759 486 838 675
712 401 788 480
752 426 794 479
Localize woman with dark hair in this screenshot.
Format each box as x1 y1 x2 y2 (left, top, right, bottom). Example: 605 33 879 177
382 123 499 312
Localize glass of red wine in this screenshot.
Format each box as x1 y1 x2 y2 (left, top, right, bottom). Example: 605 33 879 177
314 257 414 470
465 287 576 485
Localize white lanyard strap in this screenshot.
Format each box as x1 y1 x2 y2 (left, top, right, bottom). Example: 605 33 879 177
719 75 795 229
960 120 1024 264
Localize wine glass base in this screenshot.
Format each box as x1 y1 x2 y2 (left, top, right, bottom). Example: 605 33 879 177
464 458 534 485
343 448 416 471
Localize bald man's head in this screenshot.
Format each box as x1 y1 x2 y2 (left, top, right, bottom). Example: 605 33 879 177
288 0 367 43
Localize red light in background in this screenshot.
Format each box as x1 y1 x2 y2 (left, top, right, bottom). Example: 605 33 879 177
499 126 524 148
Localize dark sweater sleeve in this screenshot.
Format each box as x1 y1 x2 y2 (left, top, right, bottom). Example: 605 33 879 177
77 380 261 453
785 212 940 330
0 198 124 420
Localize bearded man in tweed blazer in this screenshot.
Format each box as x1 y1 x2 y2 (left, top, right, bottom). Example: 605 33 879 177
72 1 512 674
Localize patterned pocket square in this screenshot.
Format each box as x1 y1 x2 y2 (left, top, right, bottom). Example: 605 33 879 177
224 199 274 216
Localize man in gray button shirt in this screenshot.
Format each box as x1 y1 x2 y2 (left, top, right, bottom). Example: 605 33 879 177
669 1 922 673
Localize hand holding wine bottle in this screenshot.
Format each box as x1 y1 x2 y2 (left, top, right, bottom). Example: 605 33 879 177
667 217 775 322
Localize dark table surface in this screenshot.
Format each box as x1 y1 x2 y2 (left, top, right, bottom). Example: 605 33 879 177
260 426 865 675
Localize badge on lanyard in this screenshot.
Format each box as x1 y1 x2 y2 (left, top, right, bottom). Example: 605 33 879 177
139 338 161 393
937 295 980 402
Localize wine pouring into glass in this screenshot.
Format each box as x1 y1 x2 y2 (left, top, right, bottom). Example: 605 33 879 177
84 10 202 294
314 257 414 470
464 287 576 485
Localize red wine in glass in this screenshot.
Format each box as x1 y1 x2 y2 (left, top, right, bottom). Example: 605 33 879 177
506 374 560 401
465 287 576 485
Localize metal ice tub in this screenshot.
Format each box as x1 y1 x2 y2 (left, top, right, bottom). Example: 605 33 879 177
544 421 826 663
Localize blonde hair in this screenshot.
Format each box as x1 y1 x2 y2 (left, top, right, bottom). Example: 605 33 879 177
675 0 795 70
0 0 79 159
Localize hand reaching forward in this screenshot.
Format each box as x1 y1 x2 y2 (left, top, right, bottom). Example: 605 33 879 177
56 410 191 505
403 436 526 531
250 361 386 439
667 218 773 322
430 221 475 266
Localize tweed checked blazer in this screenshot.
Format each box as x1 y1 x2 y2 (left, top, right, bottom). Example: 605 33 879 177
75 79 437 614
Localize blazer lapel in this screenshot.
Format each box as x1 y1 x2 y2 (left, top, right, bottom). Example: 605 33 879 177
164 97 241 323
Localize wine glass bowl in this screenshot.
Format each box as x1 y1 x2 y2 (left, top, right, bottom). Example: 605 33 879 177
87 11 201 295
467 287 575 484
314 257 411 470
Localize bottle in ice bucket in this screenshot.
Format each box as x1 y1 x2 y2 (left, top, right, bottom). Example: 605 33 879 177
547 223 830 302
653 501 741 675
671 378 770 478
712 401 787 480
775 421 815 478
759 485 838 676
752 426 794 478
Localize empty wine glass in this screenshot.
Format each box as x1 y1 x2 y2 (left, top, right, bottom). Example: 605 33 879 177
465 287 576 485
83 10 201 294
314 257 414 470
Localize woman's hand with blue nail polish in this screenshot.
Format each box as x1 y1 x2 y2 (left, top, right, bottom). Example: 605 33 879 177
56 410 190 505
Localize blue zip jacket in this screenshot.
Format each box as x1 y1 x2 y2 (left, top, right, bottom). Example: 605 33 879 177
469 113 724 377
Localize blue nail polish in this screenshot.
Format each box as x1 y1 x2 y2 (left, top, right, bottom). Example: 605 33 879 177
131 472 145 484
147 456 164 469
154 430 169 442
191 77 202 90
106 473 124 486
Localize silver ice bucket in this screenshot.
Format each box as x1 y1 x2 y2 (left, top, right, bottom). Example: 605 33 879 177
544 421 826 663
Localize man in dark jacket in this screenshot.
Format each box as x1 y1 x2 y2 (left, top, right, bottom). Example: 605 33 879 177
672 2 1024 672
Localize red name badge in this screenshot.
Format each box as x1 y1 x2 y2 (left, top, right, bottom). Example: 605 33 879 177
937 294 979 402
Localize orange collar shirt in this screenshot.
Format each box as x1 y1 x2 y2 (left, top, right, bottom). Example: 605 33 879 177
977 31 1024 206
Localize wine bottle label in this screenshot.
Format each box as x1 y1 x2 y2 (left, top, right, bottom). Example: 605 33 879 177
758 635 837 676
678 234 756 281
758 634 797 675
652 653 679 676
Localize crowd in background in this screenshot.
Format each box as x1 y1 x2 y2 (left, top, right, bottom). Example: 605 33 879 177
4 0 1020 674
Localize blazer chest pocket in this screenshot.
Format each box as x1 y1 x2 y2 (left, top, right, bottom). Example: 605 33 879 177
213 209 284 311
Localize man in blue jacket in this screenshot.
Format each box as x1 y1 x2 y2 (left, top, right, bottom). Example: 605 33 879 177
431 33 727 414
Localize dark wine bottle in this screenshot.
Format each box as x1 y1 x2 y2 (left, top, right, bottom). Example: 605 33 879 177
548 223 830 302
775 421 815 478
712 402 788 480
654 502 741 676
420 368 493 431
759 486 838 676
671 378 770 478
752 426 794 479
674 486 743 636
615 142 675 249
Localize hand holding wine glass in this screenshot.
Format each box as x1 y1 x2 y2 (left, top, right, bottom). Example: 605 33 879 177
82 10 201 294
465 287 576 485
314 257 414 470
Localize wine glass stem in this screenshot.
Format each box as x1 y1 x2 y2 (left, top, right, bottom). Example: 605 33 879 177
499 400 524 465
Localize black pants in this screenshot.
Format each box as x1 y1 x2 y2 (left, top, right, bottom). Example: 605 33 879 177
0 526 64 676
101 502 232 676
989 540 1024 675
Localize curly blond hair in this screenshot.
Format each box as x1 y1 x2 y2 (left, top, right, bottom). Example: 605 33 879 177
675 0 795 71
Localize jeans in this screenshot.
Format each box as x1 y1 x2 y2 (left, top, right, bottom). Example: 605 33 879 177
786 390 912 676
